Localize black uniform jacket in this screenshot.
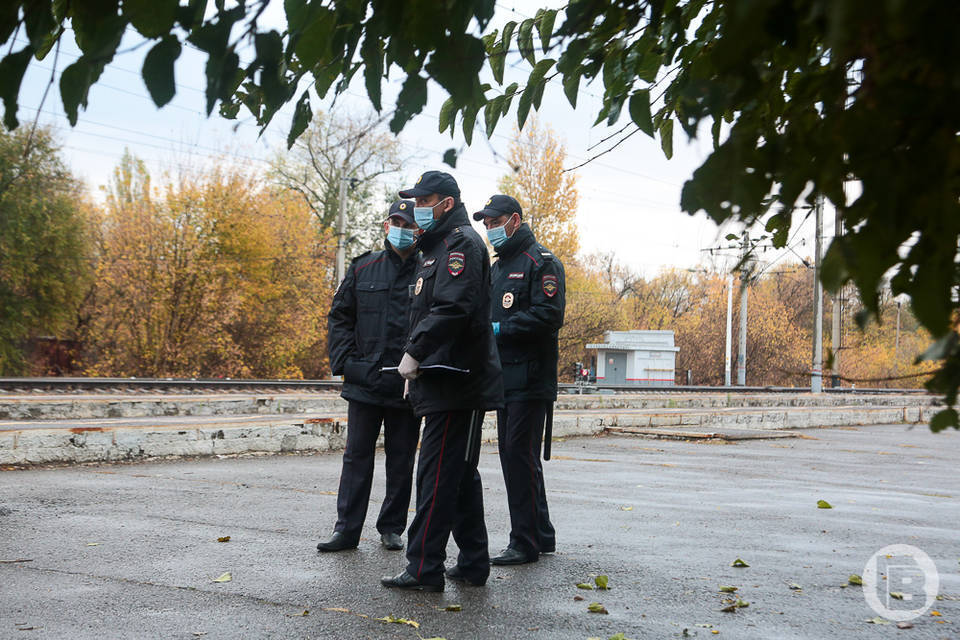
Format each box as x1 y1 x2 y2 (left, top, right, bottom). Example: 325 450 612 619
490 223 566 403
405 204 504 416
328 240 417 409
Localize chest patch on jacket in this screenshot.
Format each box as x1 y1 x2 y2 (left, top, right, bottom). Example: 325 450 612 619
447 252 465 276
542 274 559 298
502 292 515 309
422 258 436 267
415 277 423 295
508 272 524 279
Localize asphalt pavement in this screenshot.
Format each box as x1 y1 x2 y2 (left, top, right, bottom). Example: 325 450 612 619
1 424 958 639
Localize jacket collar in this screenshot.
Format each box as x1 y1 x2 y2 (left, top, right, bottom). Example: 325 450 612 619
417 203 470 252
383 237 417 267
495 222 536 259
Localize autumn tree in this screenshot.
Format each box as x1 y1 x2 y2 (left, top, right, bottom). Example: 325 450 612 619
497 118 579 263
0 126 95 374
82 153 333 378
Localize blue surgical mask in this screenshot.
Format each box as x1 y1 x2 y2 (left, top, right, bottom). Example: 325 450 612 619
387 224 416 250
413 197 448 231
487 224 508 248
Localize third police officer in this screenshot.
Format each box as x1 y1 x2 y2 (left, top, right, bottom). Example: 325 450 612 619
475 195 565 565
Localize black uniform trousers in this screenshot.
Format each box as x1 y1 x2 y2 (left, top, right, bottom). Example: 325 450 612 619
496 400 555 557
333 400 420 543
405 410 489 584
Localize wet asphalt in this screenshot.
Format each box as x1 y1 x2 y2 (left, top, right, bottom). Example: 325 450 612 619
0 423 958 640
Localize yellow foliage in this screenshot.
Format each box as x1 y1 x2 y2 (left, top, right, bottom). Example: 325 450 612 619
81 156 335 378
497 117 580 263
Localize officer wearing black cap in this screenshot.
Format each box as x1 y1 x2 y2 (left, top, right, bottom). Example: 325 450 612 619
475 194 565 565
319 200 422 553
380 171 504 591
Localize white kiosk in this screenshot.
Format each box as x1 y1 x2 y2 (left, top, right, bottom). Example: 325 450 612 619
587 330 679 386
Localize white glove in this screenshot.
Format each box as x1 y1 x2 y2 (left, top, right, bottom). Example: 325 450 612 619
398 352 420 380
403 379 410 399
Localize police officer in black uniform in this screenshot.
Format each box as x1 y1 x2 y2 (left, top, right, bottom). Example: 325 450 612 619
380 171 504 591
475 195 565 565
319 200 422 553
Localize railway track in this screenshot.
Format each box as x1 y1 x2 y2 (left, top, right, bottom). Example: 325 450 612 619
0 377 931 395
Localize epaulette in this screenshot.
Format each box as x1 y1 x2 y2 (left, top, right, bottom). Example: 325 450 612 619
538 245 555 261
350 250 374 263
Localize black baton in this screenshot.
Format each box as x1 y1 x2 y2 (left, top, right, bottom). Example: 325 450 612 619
543 402 553 461
465 409 483 465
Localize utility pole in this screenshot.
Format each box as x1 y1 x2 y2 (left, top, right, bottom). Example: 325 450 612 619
831 208 843 387
724 273 733 386
811 195 824 394
335 170 348 285
736 231 749 386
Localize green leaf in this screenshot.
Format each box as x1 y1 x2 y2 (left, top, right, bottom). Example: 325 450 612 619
517 58 556 130
484 95 504 137
142 35 181 108
537 9 557 53
442 148 458 168
295 9 335 70
0 46 35 130
731 558 749 568
443 604 462 612
501 82 519 115
517 18 536 65
361 31 384 112
490 21 516 85
930 408 959 433
587 602 608 614
576 582 594 590
562 71 581 108
817 499 833 509
594 575 609 590
917 332 958 362
438 97 456 134
390 74 428 134
212 572 232 582
659 118 674 160
124 0 178 39
0 2 19 45
719 585 738 593
461 104 479 145
848 574 863 586
286 91 312 149
59 58 96 126
628 89 653 137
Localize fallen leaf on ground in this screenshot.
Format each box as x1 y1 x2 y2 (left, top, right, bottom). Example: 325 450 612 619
212 572 231 583
322 607 351 613
443 604 461 612
817 500 833 509
788 583 803 590
621 506 633 511
376 615 419 629
577 582 594 590
890 592 905 600
285 610 309 617
595 575 609 590
192 632 207 637
573 595 584 601
587 602 608 614
608 634 631 640
695 624 714 628
86 543 101 547
848 574 863 586
931 611 942 616
866 617 890 625
897 622 913 629
217 536 231 543
719 586 738 593
731 558 750 568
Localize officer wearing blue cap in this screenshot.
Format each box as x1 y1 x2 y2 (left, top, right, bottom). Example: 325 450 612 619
320 199 421 553
475 194 565 565
380 171 504 591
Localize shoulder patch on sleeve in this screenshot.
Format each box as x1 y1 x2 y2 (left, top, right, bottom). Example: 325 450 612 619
448 251 465 276
542 274 559 297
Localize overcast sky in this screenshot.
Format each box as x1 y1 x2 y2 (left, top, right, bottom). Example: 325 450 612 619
13 0 836 277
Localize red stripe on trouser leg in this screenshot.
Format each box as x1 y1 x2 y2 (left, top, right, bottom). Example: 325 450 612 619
417 412 450 579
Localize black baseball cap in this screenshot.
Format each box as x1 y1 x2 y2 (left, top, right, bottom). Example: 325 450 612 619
399 170 461 199
387 199 415 225
473 194 523 221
